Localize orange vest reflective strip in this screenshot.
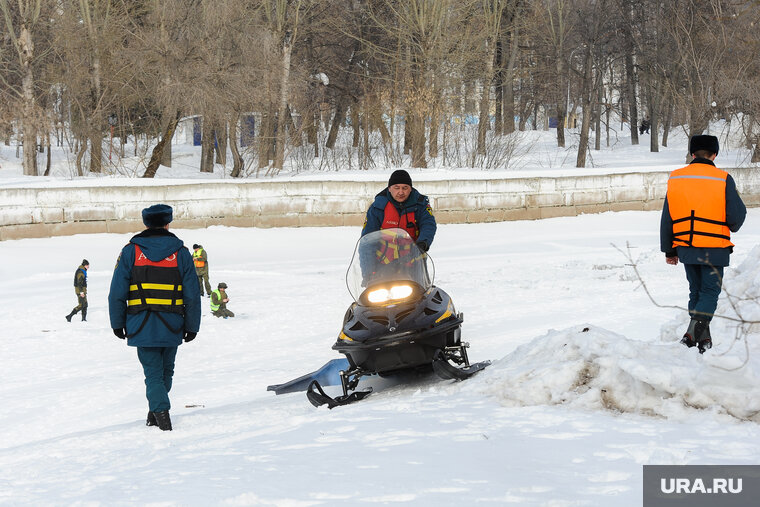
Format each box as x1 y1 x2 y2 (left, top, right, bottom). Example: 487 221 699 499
667 163 732 249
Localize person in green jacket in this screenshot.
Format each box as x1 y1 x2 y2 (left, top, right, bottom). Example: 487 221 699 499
66 259 89 322
211 282 234 318
192 244 212 297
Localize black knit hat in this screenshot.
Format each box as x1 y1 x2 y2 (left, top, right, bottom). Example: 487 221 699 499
142 204 173 228
689 135 719 156
82 259 89 266
193 244 200 250
388 169 412 187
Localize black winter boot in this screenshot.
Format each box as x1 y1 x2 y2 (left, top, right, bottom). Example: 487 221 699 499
153 411 172 431
146 411 158 427
697 321 712 354
65 310 77 322
81 307 87 322
680 318 699 348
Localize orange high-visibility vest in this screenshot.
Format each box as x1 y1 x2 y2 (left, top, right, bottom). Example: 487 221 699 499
667 163 733 249
381 202 419 240
192 248 206 268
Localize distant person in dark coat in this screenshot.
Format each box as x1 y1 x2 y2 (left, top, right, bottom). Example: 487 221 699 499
639 118 650 135
108 204 201 431
66 259 89 322
660 135 746 353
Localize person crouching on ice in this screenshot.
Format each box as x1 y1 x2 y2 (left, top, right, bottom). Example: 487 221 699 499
108 204 201 431
211 282 234 318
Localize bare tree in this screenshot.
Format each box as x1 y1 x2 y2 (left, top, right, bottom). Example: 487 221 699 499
0 0 53 175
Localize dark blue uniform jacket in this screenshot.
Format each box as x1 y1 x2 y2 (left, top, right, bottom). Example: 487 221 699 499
362 188 437 248
660 158 746 267
108 229 201 347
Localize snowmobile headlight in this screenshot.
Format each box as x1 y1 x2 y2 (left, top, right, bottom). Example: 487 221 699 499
367 284 414 304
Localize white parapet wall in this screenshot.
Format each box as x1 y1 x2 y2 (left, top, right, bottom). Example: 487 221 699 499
2 168 760 241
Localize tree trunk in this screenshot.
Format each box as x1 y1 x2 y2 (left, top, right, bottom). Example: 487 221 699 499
556 57 567 148
624 19 639 145
477 40 495 156
44 131 51 176
594 80 602 151
410 113 427 168
504 28 519 135
310 111 319 158
662 98 673 147
649 80 662 154
494 38 503 136
160 111 173 168
350 105 360 147
325 98 348 149
200 117 215 173
88 129 102 173
403 116 411 155
362 102 370 168
258 112 271 170
214 121 227 166
576 48 594 168
286 105 301 147
20 26 37 176
273 34 293 173
229 115 244 178
142 111 180 178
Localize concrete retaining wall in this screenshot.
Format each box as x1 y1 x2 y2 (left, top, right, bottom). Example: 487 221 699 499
2 168 760 241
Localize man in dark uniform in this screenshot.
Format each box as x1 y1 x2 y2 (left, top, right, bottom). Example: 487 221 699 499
362 169 437 252
661 135 746 353
65 259 89 322
108 204 201 431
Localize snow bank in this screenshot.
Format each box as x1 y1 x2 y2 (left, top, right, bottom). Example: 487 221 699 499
476 324 760 422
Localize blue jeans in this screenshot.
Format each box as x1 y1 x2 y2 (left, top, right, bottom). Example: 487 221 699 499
683 263 724 321
137 346 178 412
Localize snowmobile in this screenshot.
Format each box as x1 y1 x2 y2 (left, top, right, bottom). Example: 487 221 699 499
267 228 490 408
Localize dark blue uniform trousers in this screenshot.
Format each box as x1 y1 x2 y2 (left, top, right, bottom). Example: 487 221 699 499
684 263 724 321
137 346 178 412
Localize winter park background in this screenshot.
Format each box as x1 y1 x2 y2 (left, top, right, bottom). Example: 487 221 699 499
3 123 760 506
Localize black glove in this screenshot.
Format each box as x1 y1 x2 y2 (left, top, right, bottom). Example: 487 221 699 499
183 331 197 342
113 328 126 339
416 241 429 252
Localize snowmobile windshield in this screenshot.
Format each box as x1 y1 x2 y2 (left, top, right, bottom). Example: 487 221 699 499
346 228 435 305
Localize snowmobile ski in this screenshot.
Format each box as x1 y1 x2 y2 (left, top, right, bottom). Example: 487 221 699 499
267 358 350 395
306 380 372 409
432 349 491 381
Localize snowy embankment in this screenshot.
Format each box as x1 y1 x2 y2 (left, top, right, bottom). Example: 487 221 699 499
3 210 760 505
477 239 760 424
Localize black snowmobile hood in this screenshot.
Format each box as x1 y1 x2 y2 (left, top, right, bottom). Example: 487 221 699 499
130 228 185 262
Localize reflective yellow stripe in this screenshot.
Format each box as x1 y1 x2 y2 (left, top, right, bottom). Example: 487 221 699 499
127 298 184 306
129 283 182 291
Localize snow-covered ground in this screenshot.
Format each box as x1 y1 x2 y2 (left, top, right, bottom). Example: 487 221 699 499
3 208 760 505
